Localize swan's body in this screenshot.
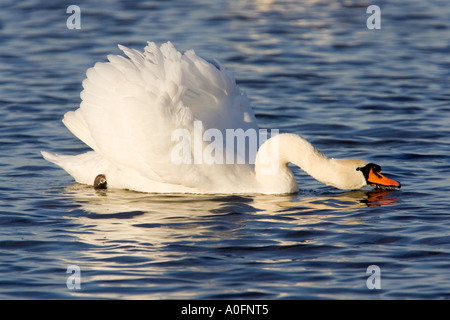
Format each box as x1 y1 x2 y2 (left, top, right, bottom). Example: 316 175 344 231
42 42 400 194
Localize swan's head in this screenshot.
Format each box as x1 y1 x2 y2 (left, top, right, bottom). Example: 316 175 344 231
255 134 401 193
331 159 401 190
356 162 401 190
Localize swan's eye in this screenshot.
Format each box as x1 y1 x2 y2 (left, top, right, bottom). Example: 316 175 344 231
371 164 382 173
357 163 381 173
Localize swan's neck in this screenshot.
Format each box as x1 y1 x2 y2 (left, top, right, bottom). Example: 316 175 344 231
255 133 342 193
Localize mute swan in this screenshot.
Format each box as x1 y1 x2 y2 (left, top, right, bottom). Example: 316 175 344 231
42 41 400 194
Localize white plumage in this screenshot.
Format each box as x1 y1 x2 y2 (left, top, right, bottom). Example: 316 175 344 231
42 41 400 193
43 42 261 193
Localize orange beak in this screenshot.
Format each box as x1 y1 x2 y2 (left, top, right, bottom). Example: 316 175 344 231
368 168 401 189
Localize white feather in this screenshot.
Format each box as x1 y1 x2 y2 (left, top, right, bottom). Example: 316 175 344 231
42 42 386 193
44 42 259 193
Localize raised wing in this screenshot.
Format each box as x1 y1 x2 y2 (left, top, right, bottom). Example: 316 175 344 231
62 42 258 188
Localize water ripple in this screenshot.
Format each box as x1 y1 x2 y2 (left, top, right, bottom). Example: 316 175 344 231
1 0 450 300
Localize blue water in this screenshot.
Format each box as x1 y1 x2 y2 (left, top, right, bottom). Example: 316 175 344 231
1 0 450 299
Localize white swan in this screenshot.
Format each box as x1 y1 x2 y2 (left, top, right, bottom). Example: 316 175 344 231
42 41 400 194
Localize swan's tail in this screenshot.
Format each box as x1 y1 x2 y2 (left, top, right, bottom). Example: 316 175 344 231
41 150 59 164
41 150 79 174
41 150 106 186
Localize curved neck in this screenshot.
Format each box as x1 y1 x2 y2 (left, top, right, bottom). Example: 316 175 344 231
255 133 333 193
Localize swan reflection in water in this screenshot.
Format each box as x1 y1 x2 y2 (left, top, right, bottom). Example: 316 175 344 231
59 185 400 299
60 184 401 264
63 184 399 221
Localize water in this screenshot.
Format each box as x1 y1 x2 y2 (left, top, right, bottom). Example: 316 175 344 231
1 0 450 300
